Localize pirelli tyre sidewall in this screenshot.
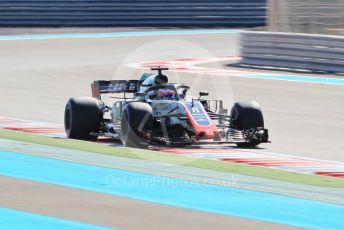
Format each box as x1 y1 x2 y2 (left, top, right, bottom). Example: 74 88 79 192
230 101 264 147
121 102 153 148
64 97 102 140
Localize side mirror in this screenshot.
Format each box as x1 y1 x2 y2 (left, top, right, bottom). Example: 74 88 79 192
199 92 209 97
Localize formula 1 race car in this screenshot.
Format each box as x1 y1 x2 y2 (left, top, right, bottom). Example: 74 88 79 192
64 67 269 148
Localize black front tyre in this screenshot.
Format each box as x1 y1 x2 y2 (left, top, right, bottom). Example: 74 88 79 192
230 101 265 147
121 102 154 148
64 97 102 140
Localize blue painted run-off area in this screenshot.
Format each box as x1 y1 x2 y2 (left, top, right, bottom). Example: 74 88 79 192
247 73 344 86
0 207 113 230
1 150 344 229
0 29 239 41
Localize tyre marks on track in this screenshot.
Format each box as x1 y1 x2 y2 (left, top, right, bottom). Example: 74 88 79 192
128 56 344 86
1 116 344 179
127 56 250 77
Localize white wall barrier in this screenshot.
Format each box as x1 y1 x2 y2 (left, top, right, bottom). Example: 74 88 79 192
240 31 344 73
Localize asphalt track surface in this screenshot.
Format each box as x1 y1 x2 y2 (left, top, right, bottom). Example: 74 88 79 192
0 29 343 229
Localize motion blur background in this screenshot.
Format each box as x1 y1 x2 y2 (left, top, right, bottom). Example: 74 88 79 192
268 0 344 35
0 0 343 35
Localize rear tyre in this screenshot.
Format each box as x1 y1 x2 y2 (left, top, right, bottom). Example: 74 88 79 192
121 102 154 148
64 97 102 140
230 101 264 147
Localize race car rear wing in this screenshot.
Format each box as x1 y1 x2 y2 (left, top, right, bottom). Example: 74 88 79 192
91 80 139 99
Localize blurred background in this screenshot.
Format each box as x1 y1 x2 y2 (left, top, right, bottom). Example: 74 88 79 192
268 0 344 35
0 0 266 28
0 0 343 35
